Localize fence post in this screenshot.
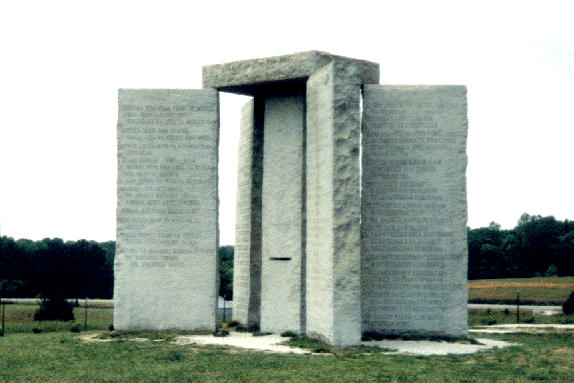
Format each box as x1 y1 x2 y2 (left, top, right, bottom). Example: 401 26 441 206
84 297 88 331
516 292 520 324
1 297 5 335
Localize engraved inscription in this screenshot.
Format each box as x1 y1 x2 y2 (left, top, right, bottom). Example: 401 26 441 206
362 86 468 335
117 90 218 269
114 88 219 332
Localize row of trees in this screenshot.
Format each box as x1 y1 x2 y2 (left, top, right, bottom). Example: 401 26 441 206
2 213 572 298
0 237 234 300
468 214 574 280
0 237 115 298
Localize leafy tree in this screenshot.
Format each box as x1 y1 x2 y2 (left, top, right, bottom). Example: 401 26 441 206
98 240 116 298
0 279 27 298
500 232 523 278
218 246 234 301
468 226 507 279
556 232 574 276
514 215 562 277
517 213 531 226
0 236 114 298
469 213 574 279
488 221 502 231
544 264 558 277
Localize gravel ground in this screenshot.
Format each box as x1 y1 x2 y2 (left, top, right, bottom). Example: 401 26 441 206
80 331 514 355
362 338 513 355
173 331 515 355
469 324 574 334
80 325 574 355
175 332 312 354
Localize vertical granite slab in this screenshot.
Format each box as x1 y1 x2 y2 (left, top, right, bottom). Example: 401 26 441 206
361 85 468 337
232 98 263 329
261 90 306 334
306 62 363 347
115 88 219 331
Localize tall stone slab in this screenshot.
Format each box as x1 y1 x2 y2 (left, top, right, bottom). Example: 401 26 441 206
115 89 219 331
306 61 363 346
261 90 306 334
361 85 468 337
232 98 263 329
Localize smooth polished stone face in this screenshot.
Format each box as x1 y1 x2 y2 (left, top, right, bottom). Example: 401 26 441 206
260 91 306 335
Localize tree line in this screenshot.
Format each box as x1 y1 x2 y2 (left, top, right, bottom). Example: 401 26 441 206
468 214 574 279
0 237 234 300
0 237 115 299
2 213 573 298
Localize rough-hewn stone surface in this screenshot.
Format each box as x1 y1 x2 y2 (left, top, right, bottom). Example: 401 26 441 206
361 85 468 337
207 52 469 346
306 61 363 347
261 91 306 334
115 88 219 331
202 51 379 95
225 52 379 343
232 99 254 326
232 98 263 329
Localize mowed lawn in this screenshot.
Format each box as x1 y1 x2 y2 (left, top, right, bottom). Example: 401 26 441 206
1 278 574 382
468 277 574 305
1 330 573 382
0 303 114 334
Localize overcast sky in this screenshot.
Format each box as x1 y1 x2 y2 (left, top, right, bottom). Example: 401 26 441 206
1 1 572 245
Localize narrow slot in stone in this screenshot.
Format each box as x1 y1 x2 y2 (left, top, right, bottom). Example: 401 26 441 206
270 257 292 261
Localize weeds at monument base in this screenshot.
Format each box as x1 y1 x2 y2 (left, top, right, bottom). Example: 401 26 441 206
361 331 481 344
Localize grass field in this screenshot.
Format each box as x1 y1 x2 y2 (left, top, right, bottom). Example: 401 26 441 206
2 279 574 382
1 312 573 382
468 277 574 305
0 303 113 334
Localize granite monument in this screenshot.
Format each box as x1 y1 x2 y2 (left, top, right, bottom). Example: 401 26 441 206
115 51 468 346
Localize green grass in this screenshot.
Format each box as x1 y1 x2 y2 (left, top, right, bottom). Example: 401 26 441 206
282 335 334 353
1 328 574 381
1 304 574 381
469 277 574 305
469 308 574 327
1 303 113 334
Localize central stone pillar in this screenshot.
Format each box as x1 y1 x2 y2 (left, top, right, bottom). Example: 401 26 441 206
203 51 379 346
261 89 306 334
305 61 363 346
